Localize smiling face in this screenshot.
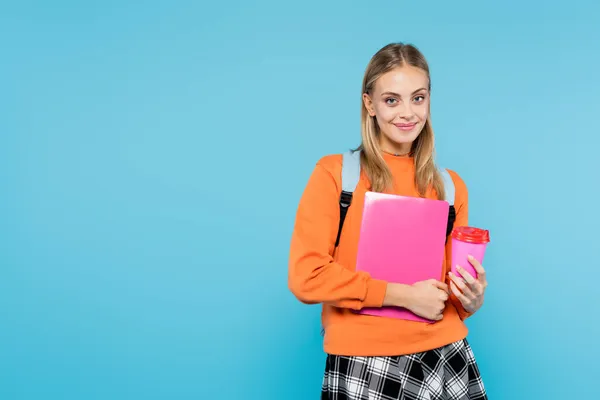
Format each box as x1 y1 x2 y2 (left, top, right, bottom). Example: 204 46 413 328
362 64 430 155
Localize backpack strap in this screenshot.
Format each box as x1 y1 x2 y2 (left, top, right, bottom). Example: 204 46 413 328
439 168 456 237
335 150 361 247
439 168 455 206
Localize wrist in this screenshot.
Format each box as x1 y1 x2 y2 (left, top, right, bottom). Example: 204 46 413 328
383 283 414 308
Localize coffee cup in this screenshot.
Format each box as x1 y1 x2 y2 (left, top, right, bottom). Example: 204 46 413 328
450 226 490 279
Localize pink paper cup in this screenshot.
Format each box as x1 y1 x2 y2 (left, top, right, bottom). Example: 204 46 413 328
450 226 490 279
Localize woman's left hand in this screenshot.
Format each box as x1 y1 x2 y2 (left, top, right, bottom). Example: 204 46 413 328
448 255 487 314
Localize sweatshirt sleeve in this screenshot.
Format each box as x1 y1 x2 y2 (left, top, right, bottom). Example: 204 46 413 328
287 159 388 310
446 170 474 320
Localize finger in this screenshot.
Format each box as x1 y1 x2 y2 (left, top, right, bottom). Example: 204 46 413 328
468 255 487 283
450 282 471 308
456 265 479 286
431 280 449 293
449 272 476 299
439 290 449 301
434 308 445 320
456 266 484 295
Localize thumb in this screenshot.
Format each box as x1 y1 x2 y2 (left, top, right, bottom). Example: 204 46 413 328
430 280 449 292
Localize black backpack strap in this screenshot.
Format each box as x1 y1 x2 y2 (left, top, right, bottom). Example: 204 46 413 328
439 168 456 238
335 150 361 247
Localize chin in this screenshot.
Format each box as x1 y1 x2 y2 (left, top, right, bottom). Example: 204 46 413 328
386 131 421 145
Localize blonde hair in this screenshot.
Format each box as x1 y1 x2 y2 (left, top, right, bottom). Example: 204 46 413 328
356 43 445 200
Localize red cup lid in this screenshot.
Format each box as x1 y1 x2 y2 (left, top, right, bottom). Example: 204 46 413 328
451 226 490 244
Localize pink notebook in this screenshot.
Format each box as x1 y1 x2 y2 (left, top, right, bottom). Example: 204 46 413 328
355 191 449 323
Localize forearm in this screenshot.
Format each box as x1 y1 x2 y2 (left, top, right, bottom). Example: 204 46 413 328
383 283 414 308
288 258 388 310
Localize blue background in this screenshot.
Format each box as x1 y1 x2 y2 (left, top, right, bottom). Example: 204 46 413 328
2 1 599 399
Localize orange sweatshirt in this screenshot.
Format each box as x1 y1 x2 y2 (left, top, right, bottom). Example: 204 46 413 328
288 152 473 357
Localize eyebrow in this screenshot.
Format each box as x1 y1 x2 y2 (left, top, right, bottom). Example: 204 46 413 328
381 88 427 97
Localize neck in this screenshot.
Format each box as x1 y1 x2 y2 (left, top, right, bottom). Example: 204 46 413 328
379 139 412 157
381 146 413 157
382 149 411 157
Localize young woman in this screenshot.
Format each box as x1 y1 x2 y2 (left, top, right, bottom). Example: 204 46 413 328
288 43 489 399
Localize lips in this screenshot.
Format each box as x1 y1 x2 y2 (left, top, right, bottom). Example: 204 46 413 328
394 122 416 131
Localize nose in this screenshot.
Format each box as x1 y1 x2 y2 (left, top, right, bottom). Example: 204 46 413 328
397 102 414 119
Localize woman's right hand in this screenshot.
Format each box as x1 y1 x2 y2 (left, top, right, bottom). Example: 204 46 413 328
405 279 449 320
383 279 449 321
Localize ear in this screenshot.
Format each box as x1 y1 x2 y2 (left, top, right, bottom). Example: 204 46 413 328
362 93 376 117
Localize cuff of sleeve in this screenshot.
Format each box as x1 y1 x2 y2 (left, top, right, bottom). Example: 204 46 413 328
457 305 473 320
452 294 474 320
363 278 388 308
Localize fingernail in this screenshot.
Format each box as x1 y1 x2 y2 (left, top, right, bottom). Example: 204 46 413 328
468 255 474 260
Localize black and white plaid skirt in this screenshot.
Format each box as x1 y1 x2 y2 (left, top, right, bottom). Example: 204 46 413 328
321 339 487 400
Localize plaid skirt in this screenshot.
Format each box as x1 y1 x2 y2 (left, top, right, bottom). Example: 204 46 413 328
321 339 487 400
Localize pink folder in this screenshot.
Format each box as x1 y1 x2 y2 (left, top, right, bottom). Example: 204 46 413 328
355 191 449 323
